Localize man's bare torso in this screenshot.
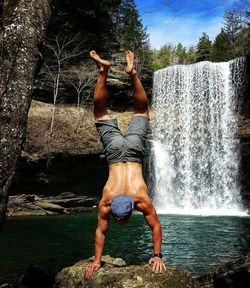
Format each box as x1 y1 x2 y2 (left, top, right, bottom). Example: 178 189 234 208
101 162 149 210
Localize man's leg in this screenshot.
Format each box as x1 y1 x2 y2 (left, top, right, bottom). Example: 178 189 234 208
90 50 111 120
124 50 149 117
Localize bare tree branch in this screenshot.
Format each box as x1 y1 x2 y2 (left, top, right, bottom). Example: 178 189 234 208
62 62 96 132
43 33 88 132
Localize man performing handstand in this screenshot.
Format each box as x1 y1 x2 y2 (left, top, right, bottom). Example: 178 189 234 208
86 50 166 278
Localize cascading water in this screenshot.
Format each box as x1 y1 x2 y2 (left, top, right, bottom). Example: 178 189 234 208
150 57 247 215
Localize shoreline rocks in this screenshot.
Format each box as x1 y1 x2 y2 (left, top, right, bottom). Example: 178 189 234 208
54 254 250 288
1 254 250 287
7 192 99 217
54 255 200 288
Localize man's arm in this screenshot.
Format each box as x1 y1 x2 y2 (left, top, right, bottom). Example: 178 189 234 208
85 203 110 279
141 197 166 273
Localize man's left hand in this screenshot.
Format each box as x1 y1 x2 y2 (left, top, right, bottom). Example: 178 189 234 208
149 257 166 273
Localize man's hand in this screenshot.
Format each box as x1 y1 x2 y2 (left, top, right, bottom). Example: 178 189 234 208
149 257 166 273
85 262 101 279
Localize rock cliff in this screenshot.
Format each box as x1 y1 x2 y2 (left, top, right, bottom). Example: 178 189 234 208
32 0 153 108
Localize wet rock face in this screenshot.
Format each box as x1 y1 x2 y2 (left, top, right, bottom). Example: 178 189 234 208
54 256 199 288
237 56 250 209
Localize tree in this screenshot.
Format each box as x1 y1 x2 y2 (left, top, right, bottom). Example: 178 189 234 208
223 2 250 57
114 0 149 50
236 26 250 56
43 33 87 131
149 43 198 70
223 9 242 57
196 32 212 62
113 0 151 71
0 0 52 229
175 43 186 64
185 46 197 64
229 0 250 27
211 28 232 62
63 63 96 132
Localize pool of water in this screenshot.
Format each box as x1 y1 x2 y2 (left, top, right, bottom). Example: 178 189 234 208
0 212 250 284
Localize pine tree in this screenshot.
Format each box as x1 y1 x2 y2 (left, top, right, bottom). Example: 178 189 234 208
175 43 186 64
113 0 149 52
196 32 212 62
186 46 197 64
211 28 232 62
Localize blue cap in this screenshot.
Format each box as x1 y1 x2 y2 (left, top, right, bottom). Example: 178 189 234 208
110 195 134 220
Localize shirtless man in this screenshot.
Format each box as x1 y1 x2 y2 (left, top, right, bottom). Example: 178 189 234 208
85 50 166 279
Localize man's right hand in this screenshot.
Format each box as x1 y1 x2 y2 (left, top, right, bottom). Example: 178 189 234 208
85 262 101 279
149 257 166 273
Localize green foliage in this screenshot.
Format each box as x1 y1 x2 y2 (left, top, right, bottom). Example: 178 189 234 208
211 29 232 62
185 46 197 64
48 0 121 51
149 44 198 71
112 0 151 68
195 32 212 62
149 44 174 70
113 0 149 51
175 43 186 64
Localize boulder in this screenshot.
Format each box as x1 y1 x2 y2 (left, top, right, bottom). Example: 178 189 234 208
36 200 66 213
196 254 250 288
54 255 199 288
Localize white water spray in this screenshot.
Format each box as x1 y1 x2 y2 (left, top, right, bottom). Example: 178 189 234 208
150 58 247 216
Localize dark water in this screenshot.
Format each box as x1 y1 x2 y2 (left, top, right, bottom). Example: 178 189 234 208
0 213 250 284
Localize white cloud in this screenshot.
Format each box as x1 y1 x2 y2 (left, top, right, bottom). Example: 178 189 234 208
147 15 224 49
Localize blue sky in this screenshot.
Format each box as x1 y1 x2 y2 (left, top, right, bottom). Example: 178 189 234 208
134 0 235 49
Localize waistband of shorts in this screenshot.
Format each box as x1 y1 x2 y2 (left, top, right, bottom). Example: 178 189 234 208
95 115 149 124
95 118 117 124
108 158 142 165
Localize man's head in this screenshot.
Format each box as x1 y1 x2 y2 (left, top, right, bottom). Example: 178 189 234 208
110 195 134 224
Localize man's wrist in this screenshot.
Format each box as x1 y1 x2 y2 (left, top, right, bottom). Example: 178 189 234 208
93 257 101 264
153 252 162 259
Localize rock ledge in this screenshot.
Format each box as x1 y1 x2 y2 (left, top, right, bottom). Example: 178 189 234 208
54 255 199 288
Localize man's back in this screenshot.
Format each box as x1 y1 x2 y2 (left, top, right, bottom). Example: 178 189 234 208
101 162 148 206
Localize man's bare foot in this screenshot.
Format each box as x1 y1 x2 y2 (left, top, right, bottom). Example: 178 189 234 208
124 50 136 75
90 50 111 72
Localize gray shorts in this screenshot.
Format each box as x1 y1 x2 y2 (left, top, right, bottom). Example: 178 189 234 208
95 115 149 165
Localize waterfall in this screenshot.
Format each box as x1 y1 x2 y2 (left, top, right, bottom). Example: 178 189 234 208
150 58 247 215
